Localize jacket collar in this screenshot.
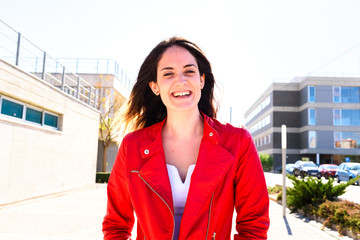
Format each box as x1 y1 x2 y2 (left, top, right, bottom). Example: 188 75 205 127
137 114 234 238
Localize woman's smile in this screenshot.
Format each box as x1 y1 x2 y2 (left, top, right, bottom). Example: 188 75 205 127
172 91 192 97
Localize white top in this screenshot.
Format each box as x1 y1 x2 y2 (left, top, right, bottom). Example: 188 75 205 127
166 164 196 240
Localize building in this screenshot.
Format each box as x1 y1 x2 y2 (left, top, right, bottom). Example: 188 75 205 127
53 58 132 172
0 21 101 204
244 76 360 170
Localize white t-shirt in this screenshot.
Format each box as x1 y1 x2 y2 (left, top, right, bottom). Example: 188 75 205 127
166 164 196 240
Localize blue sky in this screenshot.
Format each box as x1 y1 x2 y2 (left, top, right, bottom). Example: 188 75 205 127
1 0 360 124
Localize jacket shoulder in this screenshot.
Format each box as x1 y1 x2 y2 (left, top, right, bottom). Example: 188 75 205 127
122 121 161 145
209 117 251 140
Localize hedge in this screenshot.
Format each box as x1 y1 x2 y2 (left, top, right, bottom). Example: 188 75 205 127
96 172 110 183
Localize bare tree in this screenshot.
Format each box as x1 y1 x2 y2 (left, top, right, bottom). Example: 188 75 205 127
97 86 126 172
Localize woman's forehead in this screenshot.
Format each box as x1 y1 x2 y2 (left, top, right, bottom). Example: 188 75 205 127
158 46 198 69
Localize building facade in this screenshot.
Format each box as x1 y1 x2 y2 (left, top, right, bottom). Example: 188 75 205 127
244 76 360 170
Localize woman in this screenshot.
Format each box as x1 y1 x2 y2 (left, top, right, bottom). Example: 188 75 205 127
103 37 269 240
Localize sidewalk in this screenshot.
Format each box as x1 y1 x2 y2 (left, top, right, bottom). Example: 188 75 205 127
0 184 354 240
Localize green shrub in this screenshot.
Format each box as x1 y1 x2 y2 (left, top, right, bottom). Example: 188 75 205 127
267 185 282 194
317 200 360 234
286 175 352 213
259 154 273 172
96 172 110 183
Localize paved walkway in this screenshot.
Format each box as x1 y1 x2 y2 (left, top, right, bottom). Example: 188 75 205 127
0 184 354 240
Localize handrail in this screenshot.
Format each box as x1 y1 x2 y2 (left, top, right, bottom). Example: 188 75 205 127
0 19 114 109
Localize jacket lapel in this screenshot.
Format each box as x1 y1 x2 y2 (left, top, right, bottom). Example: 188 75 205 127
138 122 174 212
180 117 235 238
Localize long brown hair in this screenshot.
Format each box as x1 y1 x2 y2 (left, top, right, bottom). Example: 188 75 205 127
123 37 218 131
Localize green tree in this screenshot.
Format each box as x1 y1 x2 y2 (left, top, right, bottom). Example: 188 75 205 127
259 153 273 172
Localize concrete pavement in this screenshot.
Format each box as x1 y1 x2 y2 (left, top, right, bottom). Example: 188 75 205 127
0 184 354 240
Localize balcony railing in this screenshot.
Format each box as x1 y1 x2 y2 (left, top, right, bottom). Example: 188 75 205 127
0 19 100 108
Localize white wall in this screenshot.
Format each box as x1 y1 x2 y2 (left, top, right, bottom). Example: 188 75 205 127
0 60 100 205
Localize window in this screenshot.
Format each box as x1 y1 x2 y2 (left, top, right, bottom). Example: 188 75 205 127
25 107 42 124
309 131 316 148
1 98 23 119
308 86 315 102
333 86 340 103
333 109 341 125
245 95 271 124
308 108 316 125
0 95 59 130
333 86 360 103
44 112 58 128
333 109 360 126
334 131 360 149
249 115 271 133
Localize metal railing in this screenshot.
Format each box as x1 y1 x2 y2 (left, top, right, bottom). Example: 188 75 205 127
0 19 98 108
55 58 133 91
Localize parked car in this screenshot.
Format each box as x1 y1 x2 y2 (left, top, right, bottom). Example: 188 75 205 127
293 160 319 178
336 162 360 185
285 163 296 175
318 164 338 179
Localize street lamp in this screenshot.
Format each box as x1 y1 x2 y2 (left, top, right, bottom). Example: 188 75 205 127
281 124 287 217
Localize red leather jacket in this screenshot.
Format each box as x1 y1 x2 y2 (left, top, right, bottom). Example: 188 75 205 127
103 115 269 239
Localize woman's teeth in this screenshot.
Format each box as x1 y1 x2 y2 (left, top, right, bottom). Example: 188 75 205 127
173 91 190 97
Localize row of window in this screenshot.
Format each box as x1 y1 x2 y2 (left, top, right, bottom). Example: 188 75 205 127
0 96 59 129
308 86 360 103
249 115 270 134
308 108 360 126
308 131 360 149
255 134 271 147
245 95 270 124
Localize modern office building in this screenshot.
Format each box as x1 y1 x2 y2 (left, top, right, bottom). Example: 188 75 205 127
244 76 360 170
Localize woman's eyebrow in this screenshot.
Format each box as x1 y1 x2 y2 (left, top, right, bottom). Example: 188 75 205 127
160 67 174 71
184 64 198 69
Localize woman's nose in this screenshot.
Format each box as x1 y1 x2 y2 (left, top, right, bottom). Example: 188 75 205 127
175 73 187 85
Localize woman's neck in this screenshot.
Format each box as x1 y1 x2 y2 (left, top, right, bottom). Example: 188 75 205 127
162 110 204 140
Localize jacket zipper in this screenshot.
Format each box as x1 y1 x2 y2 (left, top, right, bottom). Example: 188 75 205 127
212 232 216 239
137 174 175 240
205 193 214 239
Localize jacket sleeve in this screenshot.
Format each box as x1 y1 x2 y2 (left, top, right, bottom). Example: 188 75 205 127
233 129 270 239
102 138 135 240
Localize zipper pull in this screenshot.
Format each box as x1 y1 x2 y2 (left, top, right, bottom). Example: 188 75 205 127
212 232 216 239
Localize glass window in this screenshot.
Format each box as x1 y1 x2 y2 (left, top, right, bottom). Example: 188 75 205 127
333 109 341 125
1 98 23 119
309 131 316 148
308 108 316 125
334 132 341 148
341 87 360 103
333 86 340 103
25 107 42 124
44 112 58 128
342 109 360 126
334 131 360 149
333 109 360 126
308 86 315 102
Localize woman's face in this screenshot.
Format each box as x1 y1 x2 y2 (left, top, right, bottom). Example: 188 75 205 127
150 46 205 113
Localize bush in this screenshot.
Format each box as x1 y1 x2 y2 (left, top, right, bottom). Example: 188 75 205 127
286 175 352 213
317 200 360 235
267 185 282 194
96 172 110 183
259 154 273 172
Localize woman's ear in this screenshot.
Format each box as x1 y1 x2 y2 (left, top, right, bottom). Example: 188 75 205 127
200 74 205 89
149 81 160 95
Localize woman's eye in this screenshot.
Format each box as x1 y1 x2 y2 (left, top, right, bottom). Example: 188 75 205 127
185 70 195 74
163 72 173 77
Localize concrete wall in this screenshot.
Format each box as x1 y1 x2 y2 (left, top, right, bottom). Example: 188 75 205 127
0 59 100 205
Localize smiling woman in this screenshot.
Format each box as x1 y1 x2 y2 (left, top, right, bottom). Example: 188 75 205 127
102 37 270 240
